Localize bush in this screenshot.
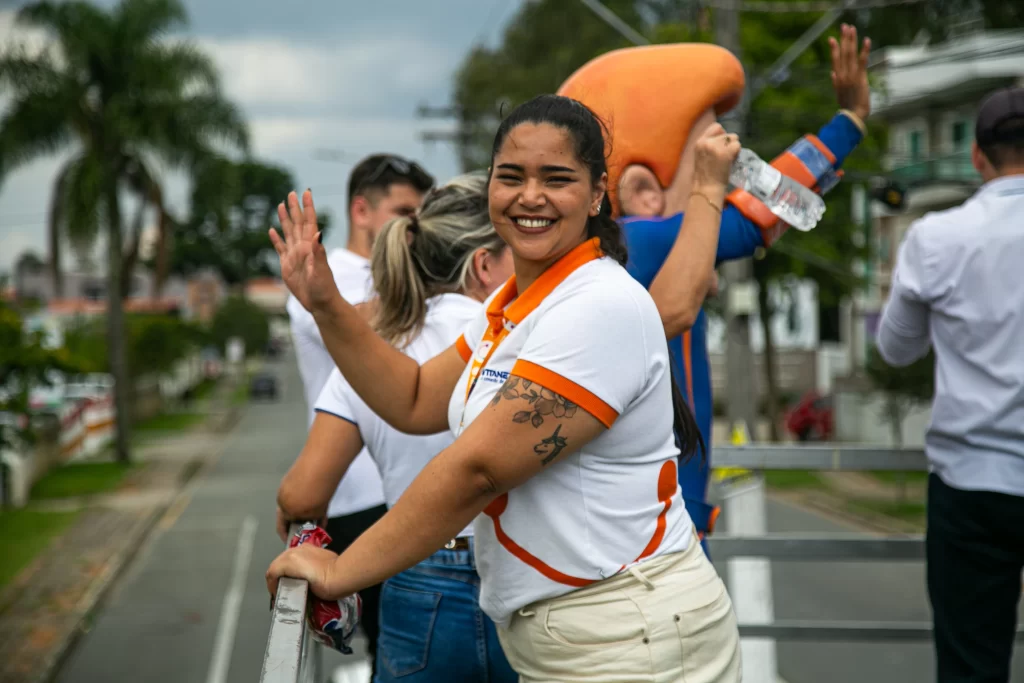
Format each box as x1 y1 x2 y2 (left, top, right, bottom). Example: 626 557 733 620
209 296 269 358
62 314 207 379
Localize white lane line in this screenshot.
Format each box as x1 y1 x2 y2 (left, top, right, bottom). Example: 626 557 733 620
206 515 259 683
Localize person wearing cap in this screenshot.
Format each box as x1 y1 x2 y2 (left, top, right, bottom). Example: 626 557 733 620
557 25 872 552
875 86 1024 683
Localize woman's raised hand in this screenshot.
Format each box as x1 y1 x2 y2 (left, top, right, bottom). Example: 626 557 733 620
269 190 339 313
692 123 742 195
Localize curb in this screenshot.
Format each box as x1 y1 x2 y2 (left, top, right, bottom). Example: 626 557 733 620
33 404 244 683
767 488 924 535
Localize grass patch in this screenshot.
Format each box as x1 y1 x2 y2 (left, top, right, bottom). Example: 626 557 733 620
134 411 204 433
191 378 218 401
30 462 135 500
869 471 930 486
764 470 821 489
849 498 927 525
231 375 251 406
0 508 80 591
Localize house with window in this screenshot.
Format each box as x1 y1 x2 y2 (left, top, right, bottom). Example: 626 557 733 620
833 29 1024 445
865 29 1024 317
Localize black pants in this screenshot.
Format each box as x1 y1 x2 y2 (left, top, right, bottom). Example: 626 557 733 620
927 473 1024 682
325 504 388 673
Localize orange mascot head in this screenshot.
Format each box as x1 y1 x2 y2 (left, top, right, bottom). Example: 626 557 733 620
557 44 745 218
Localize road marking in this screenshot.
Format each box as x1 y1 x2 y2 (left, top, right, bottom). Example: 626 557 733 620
206 515 258 683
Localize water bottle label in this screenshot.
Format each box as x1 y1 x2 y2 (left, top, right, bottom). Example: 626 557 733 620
788 138 834 181
753 164 782 197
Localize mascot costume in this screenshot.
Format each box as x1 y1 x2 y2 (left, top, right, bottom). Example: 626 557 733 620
558 43 866 552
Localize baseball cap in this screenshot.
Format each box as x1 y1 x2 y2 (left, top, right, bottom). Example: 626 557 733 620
975 87 1024 146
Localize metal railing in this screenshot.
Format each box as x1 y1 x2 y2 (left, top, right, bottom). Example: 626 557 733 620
709 444 1024 642
260 524 321 683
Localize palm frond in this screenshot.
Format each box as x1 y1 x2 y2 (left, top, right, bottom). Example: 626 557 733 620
0 89 77 184
48 158 79 298
126 42 221 95
61 152 106 255
115 0 188 43
129 94 250 167
16 2 111 72
0 48 66 96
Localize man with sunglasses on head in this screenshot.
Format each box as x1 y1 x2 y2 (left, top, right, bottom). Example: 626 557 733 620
282 153 434 672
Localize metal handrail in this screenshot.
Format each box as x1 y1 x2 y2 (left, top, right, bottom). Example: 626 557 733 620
710 444 1024 642
260 524 321 683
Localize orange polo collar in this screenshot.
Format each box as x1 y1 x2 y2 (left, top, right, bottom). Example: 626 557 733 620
485 237 604 334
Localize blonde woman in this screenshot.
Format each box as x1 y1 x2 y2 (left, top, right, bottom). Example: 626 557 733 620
277 173 517 683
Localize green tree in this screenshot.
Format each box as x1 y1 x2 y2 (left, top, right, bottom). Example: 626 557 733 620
453 0 650 171
865 345 934 500
0 0 249 462
168 158 321 291
209 297 270 359
62 313 208 381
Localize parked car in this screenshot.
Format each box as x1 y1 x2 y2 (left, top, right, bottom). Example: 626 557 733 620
785 391 833 442
249 373 278 400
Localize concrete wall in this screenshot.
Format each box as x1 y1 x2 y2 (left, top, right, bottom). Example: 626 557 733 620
834 388 932 446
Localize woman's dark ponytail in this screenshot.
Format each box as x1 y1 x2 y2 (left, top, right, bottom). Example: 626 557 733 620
671 371 705 464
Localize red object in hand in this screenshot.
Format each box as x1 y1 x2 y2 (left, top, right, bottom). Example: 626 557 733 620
289 523 361 654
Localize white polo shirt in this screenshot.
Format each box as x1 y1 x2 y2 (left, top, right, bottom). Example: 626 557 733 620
287 247 385 518
876 175 1024 497
448 237 693 626
314 293 482 538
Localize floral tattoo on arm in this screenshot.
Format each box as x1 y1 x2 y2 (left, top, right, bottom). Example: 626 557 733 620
491 376 576 466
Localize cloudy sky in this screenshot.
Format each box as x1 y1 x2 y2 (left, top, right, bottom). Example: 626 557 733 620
0 0 525 272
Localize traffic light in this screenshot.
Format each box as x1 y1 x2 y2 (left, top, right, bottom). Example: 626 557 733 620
871 181 907 211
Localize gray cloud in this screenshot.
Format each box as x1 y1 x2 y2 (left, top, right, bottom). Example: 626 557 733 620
0 0 523 270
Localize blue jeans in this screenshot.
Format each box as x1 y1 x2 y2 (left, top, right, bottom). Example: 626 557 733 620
374 539 517 683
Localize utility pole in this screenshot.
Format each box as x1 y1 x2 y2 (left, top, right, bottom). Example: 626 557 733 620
714 0 759 440
714 4 778 683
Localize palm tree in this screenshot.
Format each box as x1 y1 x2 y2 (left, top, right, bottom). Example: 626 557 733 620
0 0 249 462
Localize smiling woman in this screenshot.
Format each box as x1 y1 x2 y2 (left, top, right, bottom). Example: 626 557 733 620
267 94 740 682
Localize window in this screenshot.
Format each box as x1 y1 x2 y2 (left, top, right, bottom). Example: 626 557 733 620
952 120 968 149
910 130 923 161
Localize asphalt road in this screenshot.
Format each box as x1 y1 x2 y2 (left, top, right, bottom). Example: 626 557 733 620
714 496 1024 683
54 351 368 683
54 350 1024 683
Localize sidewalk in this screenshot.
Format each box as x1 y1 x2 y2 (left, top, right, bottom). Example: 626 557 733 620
0 380 243 683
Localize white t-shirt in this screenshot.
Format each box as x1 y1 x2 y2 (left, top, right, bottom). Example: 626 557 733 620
448 238 692 626
287 247 385 518
315 293 482 538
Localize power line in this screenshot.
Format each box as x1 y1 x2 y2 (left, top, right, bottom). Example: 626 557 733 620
577 0 650 46
700 0 924 12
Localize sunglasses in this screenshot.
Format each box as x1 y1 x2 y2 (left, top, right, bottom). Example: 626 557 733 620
361 155 429 187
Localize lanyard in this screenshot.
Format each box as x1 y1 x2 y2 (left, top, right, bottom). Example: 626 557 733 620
464 320 513 403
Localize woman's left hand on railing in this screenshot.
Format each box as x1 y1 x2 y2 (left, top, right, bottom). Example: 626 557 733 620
266 543 339 604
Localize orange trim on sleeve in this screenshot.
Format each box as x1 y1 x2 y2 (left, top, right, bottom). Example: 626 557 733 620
484 494 597 588
511 360 619 429
455 334 474 363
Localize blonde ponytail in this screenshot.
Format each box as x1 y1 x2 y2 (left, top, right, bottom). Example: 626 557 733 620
369 171 505 348
370 216 430 348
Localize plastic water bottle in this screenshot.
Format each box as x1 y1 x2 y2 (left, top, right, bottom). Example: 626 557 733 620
729 148 825 231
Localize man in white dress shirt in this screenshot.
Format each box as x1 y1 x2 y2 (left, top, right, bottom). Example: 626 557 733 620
284 154 433 670
876 87 1024 683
